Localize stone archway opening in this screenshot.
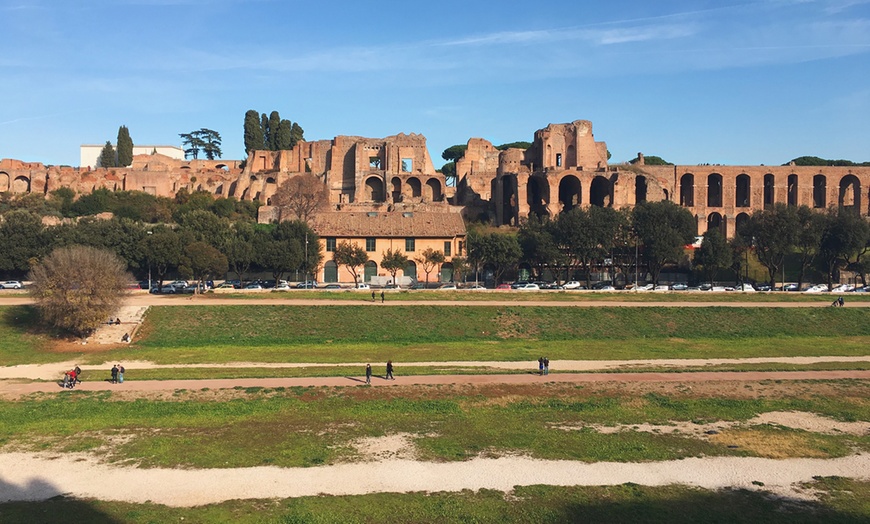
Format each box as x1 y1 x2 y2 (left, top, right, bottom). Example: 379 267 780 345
501 175 519 226
365 177 385 202
527 176 550 218
635 175 647 204
363 260 378 282
391 177 402 203
426 179 443 202
839 175 861 212
736 174 750 208
706 212 726 237
680 173 695 207
735 212 750 235
707 173 723 207
590 176 611 207
813 174 826 208
558 175 581 213
406 177 422 199
788 174 798 206
0 172 9 192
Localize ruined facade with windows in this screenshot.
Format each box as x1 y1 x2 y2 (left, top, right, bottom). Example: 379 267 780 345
2 120 868 241
453 120 870 237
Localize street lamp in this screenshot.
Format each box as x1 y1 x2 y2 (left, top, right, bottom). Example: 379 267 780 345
304 231 309 286
146 230 153 291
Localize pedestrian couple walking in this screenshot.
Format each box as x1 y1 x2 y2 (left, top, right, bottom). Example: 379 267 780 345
538 357 549 375
110 363 125 384
365 361 394 384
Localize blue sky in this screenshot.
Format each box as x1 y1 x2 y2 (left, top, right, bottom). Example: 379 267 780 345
1 0 868 168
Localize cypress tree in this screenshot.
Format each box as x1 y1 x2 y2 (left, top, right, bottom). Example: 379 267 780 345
116 125 133 166
243 110 264 154
275 119 294 150
267 111 281 150
290 122 304 148
98 141 116 168
260 113 270 151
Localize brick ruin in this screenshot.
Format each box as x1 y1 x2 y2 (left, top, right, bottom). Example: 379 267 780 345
2 119 868 236
453 120 870 237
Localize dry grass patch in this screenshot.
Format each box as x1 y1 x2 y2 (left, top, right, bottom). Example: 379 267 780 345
710 428 833 458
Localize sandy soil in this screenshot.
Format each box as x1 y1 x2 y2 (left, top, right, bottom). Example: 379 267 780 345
0 451 868 507
4 356 870 381
4 369 870 398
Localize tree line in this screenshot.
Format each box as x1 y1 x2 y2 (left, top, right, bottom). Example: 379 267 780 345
464 201 869 289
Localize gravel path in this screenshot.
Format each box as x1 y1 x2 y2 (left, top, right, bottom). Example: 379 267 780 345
1 452 868 506
4 370 870 397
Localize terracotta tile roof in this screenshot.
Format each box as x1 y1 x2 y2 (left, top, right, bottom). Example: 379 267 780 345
312 211 466 238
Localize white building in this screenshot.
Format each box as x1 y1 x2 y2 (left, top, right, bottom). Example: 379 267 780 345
80 144 185 169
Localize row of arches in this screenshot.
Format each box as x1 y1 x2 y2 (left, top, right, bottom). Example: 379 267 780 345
502 174 620 223
679 173 862 211
364 176 443 203
321 260 456 283
0 173 32 193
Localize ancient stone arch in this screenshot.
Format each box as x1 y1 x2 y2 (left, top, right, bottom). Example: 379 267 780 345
0 172 9 192
12 175 30 194
590 176 611 207
813 174 827 208
391 177 402 203
706 212 725 236
680 173 695 207
527 176 550 217
406 177 422 199
635 175 648 204
365 176 385 202
839 175 861 211
425 178 442 202
763 174 775 208
735 174 750 208
707 173 723 208
788 174 798 206
558 174 581 213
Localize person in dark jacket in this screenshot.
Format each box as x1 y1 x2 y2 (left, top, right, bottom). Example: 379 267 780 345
110 364 119 384
365 363 372 384
386 360 394 380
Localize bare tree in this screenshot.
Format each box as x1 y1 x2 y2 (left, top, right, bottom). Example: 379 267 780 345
271 174 328 223
416 247 445 286
29 246 131 337
333 241 368 286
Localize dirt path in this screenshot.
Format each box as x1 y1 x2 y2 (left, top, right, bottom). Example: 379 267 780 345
1 452 868 506
4 370 870 397
4 356 870 381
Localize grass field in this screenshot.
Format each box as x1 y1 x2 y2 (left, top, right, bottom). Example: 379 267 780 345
2 478 869 523
3 382 868 468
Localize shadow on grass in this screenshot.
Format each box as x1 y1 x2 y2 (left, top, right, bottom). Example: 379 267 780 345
0 475 120 524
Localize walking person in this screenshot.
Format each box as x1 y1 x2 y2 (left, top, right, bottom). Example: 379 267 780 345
538 357 544 376
381 290 385 303
543 357 549 376
118 364 125 383
365 363 372 385
371 290 376 302
110 364 118 384
386 360 394 380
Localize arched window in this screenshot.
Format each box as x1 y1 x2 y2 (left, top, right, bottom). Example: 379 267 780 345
839 175 861 211
763 174 774 208
324 261 338 283
527 176 550 217
635 175 648 204
590 176 611 207
426 179 443 201
735 174 750 208
363 261 378 282
365 177 385 202
558 175 581 213
813 175 826 208
707 173 722 207
404 260 417 282
680 174 694 207
788 174 798 206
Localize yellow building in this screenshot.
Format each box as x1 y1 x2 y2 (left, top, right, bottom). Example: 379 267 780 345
311 211 466 285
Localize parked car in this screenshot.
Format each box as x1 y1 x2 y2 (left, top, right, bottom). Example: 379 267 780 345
355 283 370 290
215 282 236 289
516 283 540 291
465 284 487 290
495 283 512 290
670 283 688 291
296 280 318 289
274 282 291 290
562 281 582 290
510 281 529 289
437 283 458 290
0 281 23 289
244 283 263 290
324 283 343 290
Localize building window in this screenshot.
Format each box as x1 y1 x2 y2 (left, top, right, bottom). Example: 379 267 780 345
366 237 376 252
405 238 415 252
326 238 336 252
444 241 451 257
556 153 562 167
401 158 413 172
